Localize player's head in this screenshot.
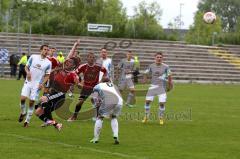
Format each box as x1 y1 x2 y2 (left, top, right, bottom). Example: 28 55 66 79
40 44 49 57
87 52 96 65
155 52 163 64
101 76 110 83
63 57 81 72
126 51 132 60
100 48 108 59
75 50 80 56
48 47 56 57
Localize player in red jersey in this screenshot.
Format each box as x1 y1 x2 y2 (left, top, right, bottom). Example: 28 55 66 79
35 40 81 130
68 52 107 121
44 41 80 94
47 47 58 69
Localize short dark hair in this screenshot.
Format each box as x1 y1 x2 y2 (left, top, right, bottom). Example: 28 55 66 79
128 50 132 53
87 52 95 57
101 47 107 50
40 44 48 50
155 52 163 56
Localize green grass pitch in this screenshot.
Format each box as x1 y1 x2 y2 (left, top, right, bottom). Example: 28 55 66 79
0 79 239 159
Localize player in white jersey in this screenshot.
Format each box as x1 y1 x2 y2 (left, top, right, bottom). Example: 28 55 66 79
142 52 173 125
18 44 52 127
96 48 114 81
90 77 123 144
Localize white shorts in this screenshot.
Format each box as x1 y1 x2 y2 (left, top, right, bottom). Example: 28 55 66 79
118 77 135 90
98 104 123 118
146 93 167 103
21 81 40 101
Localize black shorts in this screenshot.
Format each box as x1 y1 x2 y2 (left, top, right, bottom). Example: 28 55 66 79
79 87 93 100
42 92 66 112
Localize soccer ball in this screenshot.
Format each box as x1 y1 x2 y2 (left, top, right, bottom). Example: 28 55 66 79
203 12 216 24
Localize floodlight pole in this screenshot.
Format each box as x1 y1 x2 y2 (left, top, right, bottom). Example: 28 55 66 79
179 3 184 30
212 32 217 46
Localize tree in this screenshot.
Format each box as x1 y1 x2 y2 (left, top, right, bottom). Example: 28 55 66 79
185 12 222 45
198 0 240 32
128 1 164 39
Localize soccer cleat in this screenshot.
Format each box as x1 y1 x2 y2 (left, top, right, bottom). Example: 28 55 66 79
142 117 148 123
159 119 164 125
126 103 134 108
68 93 73 98
113 137 119 145
54 123 63 131
18 113 26 122
92 117 96 121
23 122 29 128
90 138 99 144
41 120 56 127
67 114 78 122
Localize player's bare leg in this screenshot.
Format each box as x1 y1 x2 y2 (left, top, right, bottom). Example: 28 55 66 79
68 99 84 121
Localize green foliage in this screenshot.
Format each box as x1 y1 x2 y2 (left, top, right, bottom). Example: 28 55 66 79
129 1 164 39
0 0 167 40
185 12 222 45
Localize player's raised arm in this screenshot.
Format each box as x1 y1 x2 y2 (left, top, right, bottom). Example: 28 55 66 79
100 66 108 82
67 39 80 59
142 65 151 84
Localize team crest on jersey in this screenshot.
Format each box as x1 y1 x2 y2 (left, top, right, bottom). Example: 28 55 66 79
36 64 41 68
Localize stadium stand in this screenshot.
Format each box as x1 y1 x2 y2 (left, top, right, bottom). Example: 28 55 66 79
0 32 240 83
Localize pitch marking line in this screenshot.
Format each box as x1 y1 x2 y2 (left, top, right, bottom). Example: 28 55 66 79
0 133 149 159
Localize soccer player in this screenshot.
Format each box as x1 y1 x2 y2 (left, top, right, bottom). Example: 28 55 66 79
96 48 114 81
45 40 80 94
67 52 107 121
142 52 173 125
90 77 123 144
43 47 59 94
35 40 81 130
117 51 135 107
18 44 52 127
35 56 81 131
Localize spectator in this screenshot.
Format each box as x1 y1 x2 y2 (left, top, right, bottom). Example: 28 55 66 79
17 53 27 80
57 52 65 63
9 54 19 77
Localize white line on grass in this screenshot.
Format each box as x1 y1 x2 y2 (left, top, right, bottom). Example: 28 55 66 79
0 133 148 159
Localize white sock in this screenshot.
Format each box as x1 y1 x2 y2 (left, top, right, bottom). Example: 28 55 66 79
144 104 150 118
126 93 134 104
111 118 119 138
25 106 34 123
159 105 165 119
94 119 103 140
20 103 26 115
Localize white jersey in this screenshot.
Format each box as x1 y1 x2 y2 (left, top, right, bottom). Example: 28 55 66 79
26 54 52 85
97 58 113 81
93 82 123 106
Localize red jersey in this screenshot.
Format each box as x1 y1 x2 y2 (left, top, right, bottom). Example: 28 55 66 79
47 56 59 69
50 70 78 93
75 63 107 89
